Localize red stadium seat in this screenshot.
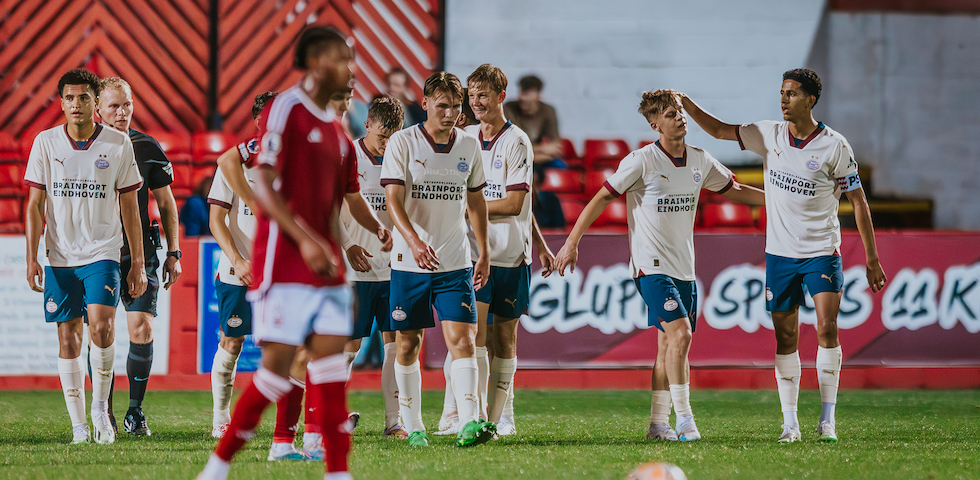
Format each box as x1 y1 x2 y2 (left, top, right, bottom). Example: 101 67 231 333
557 195 585 227
145 130 192 164
0 163 25 196
583 138 630 169
0 196 22 224
638 140 655 149
561 138 580 160
701 202 754 228
756 205 766 230
594 199 628 226
192 131 238 165
542 169 583 194
0 131 21 162
585 168 617 195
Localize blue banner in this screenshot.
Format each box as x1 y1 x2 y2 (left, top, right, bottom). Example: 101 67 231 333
198 240 262 373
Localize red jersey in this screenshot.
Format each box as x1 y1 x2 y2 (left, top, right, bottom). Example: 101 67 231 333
249 85 359 290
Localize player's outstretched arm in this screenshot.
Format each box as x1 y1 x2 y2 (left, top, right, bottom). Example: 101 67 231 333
120 189 148 298
216 147 255 211
845 187 887 292
680 94 739 141
721 182 766 206
209 204 251 286
554 186 617 275
24 187 46 293
253 166 337 277
467 189 490 291
531 215 555 277
345 192 391 252
385 184 438 271
153 185 182 289
488 190 527 219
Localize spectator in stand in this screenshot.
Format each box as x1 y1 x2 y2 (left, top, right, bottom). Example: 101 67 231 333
180 176 212 236
385 68 426 128
531 166 564 229
504 75 564 169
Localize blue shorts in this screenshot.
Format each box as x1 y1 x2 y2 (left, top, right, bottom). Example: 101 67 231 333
765 253 843 312
216 280 252 337
43 260 121 323
388 268 476 331
352 281 391 339
633 274 697 333
120 253 160 315
475 264 530 323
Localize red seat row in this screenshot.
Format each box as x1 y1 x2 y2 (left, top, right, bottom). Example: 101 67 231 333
561 138 652 171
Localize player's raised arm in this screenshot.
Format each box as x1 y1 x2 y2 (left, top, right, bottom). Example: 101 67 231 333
554 186 617 275
680 94 739 141
721 181 766 206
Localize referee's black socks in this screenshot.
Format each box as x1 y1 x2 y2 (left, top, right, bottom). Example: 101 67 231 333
128 341 153 408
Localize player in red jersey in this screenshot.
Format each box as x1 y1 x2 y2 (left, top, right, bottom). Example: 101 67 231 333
198 27 390 480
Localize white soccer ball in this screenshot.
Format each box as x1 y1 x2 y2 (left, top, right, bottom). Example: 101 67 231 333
625 462 687 480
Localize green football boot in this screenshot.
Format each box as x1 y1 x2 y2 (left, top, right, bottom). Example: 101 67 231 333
455 419 496 447
408 430 429 447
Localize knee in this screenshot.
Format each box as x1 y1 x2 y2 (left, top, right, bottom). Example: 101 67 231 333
88 322 113 346
774 326 798 347
59 335 81 357
130 319 153 344
453 336 475 358
219 336 244 355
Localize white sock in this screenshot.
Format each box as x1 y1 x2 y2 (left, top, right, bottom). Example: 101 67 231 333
488 357 516 423
441 352 456 416
211 347 240 425
58 356 87 426
817 345 842 424
503 371 515 417
775 352 801 428
324 472 354 480
394 360 424 432
200 454 230 480
475 346 489 420
451 357 479 425
382 342 399 429
669 384 693 417
344 351 357 382
88 343 115 405
650 390 671 425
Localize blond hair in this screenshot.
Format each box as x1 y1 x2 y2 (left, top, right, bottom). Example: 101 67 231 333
100 77 132 96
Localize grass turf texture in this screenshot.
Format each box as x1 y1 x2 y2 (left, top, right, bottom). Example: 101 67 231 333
1 389 978 479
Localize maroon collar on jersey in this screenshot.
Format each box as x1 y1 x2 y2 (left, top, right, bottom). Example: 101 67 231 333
358 138 382 165
788 122 825 149
63 123 104 151
479 121 512 151
418 124 457 154
655 140 687 167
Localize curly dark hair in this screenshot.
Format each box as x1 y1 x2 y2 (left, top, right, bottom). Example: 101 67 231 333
293 26 347 69
782 68 822 106
252 91 278 120
58 68 100 98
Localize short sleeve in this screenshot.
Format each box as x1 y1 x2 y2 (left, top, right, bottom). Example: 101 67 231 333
602 151 644 197
467 142 487 191
831 140 862 192
116 138 144 192
701 151 735 193
238 138 259 166
140 141 174 190
24 135 47 190
736 121 772 157
256 101 284 169
504 136 532 191
380 132 408 186
207 168 235 209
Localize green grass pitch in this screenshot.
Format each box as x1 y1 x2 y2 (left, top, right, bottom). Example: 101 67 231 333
1 389 978 479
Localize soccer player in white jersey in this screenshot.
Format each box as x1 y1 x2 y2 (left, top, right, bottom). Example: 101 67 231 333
24 68 148 445
337 95 408 440
207 92 276 440
437 64 555 437
554 89 764 441
381 71 494 448
681 68 887 443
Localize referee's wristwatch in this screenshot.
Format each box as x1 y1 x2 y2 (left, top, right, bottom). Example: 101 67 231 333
167 250 182 260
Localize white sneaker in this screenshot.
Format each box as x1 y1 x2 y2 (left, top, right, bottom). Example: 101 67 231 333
303 433 323 461
267 442 305 461
71 424 91 444
92 409 115 444
816 421 838 442
211 423 229 439
496 415 517 436
675 414 701 441
433 412 460 435
645 422 678 441
778 424 802 443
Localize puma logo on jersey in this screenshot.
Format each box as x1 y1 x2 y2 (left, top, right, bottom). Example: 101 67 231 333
307 127 323 143
104 285 116 295
503 298 516 307
821 274 834 282
414 159 427 167
659 174 669 181
54 158 65 167
357 171 366 180
774 149 783 157
461 302 471 312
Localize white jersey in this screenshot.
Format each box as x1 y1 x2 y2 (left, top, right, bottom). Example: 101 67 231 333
380 125 486 274
24 124 142 267
603 141 733 281
207 156 257 286
340 138 394 282
737 121 860 258
464 122 533 267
